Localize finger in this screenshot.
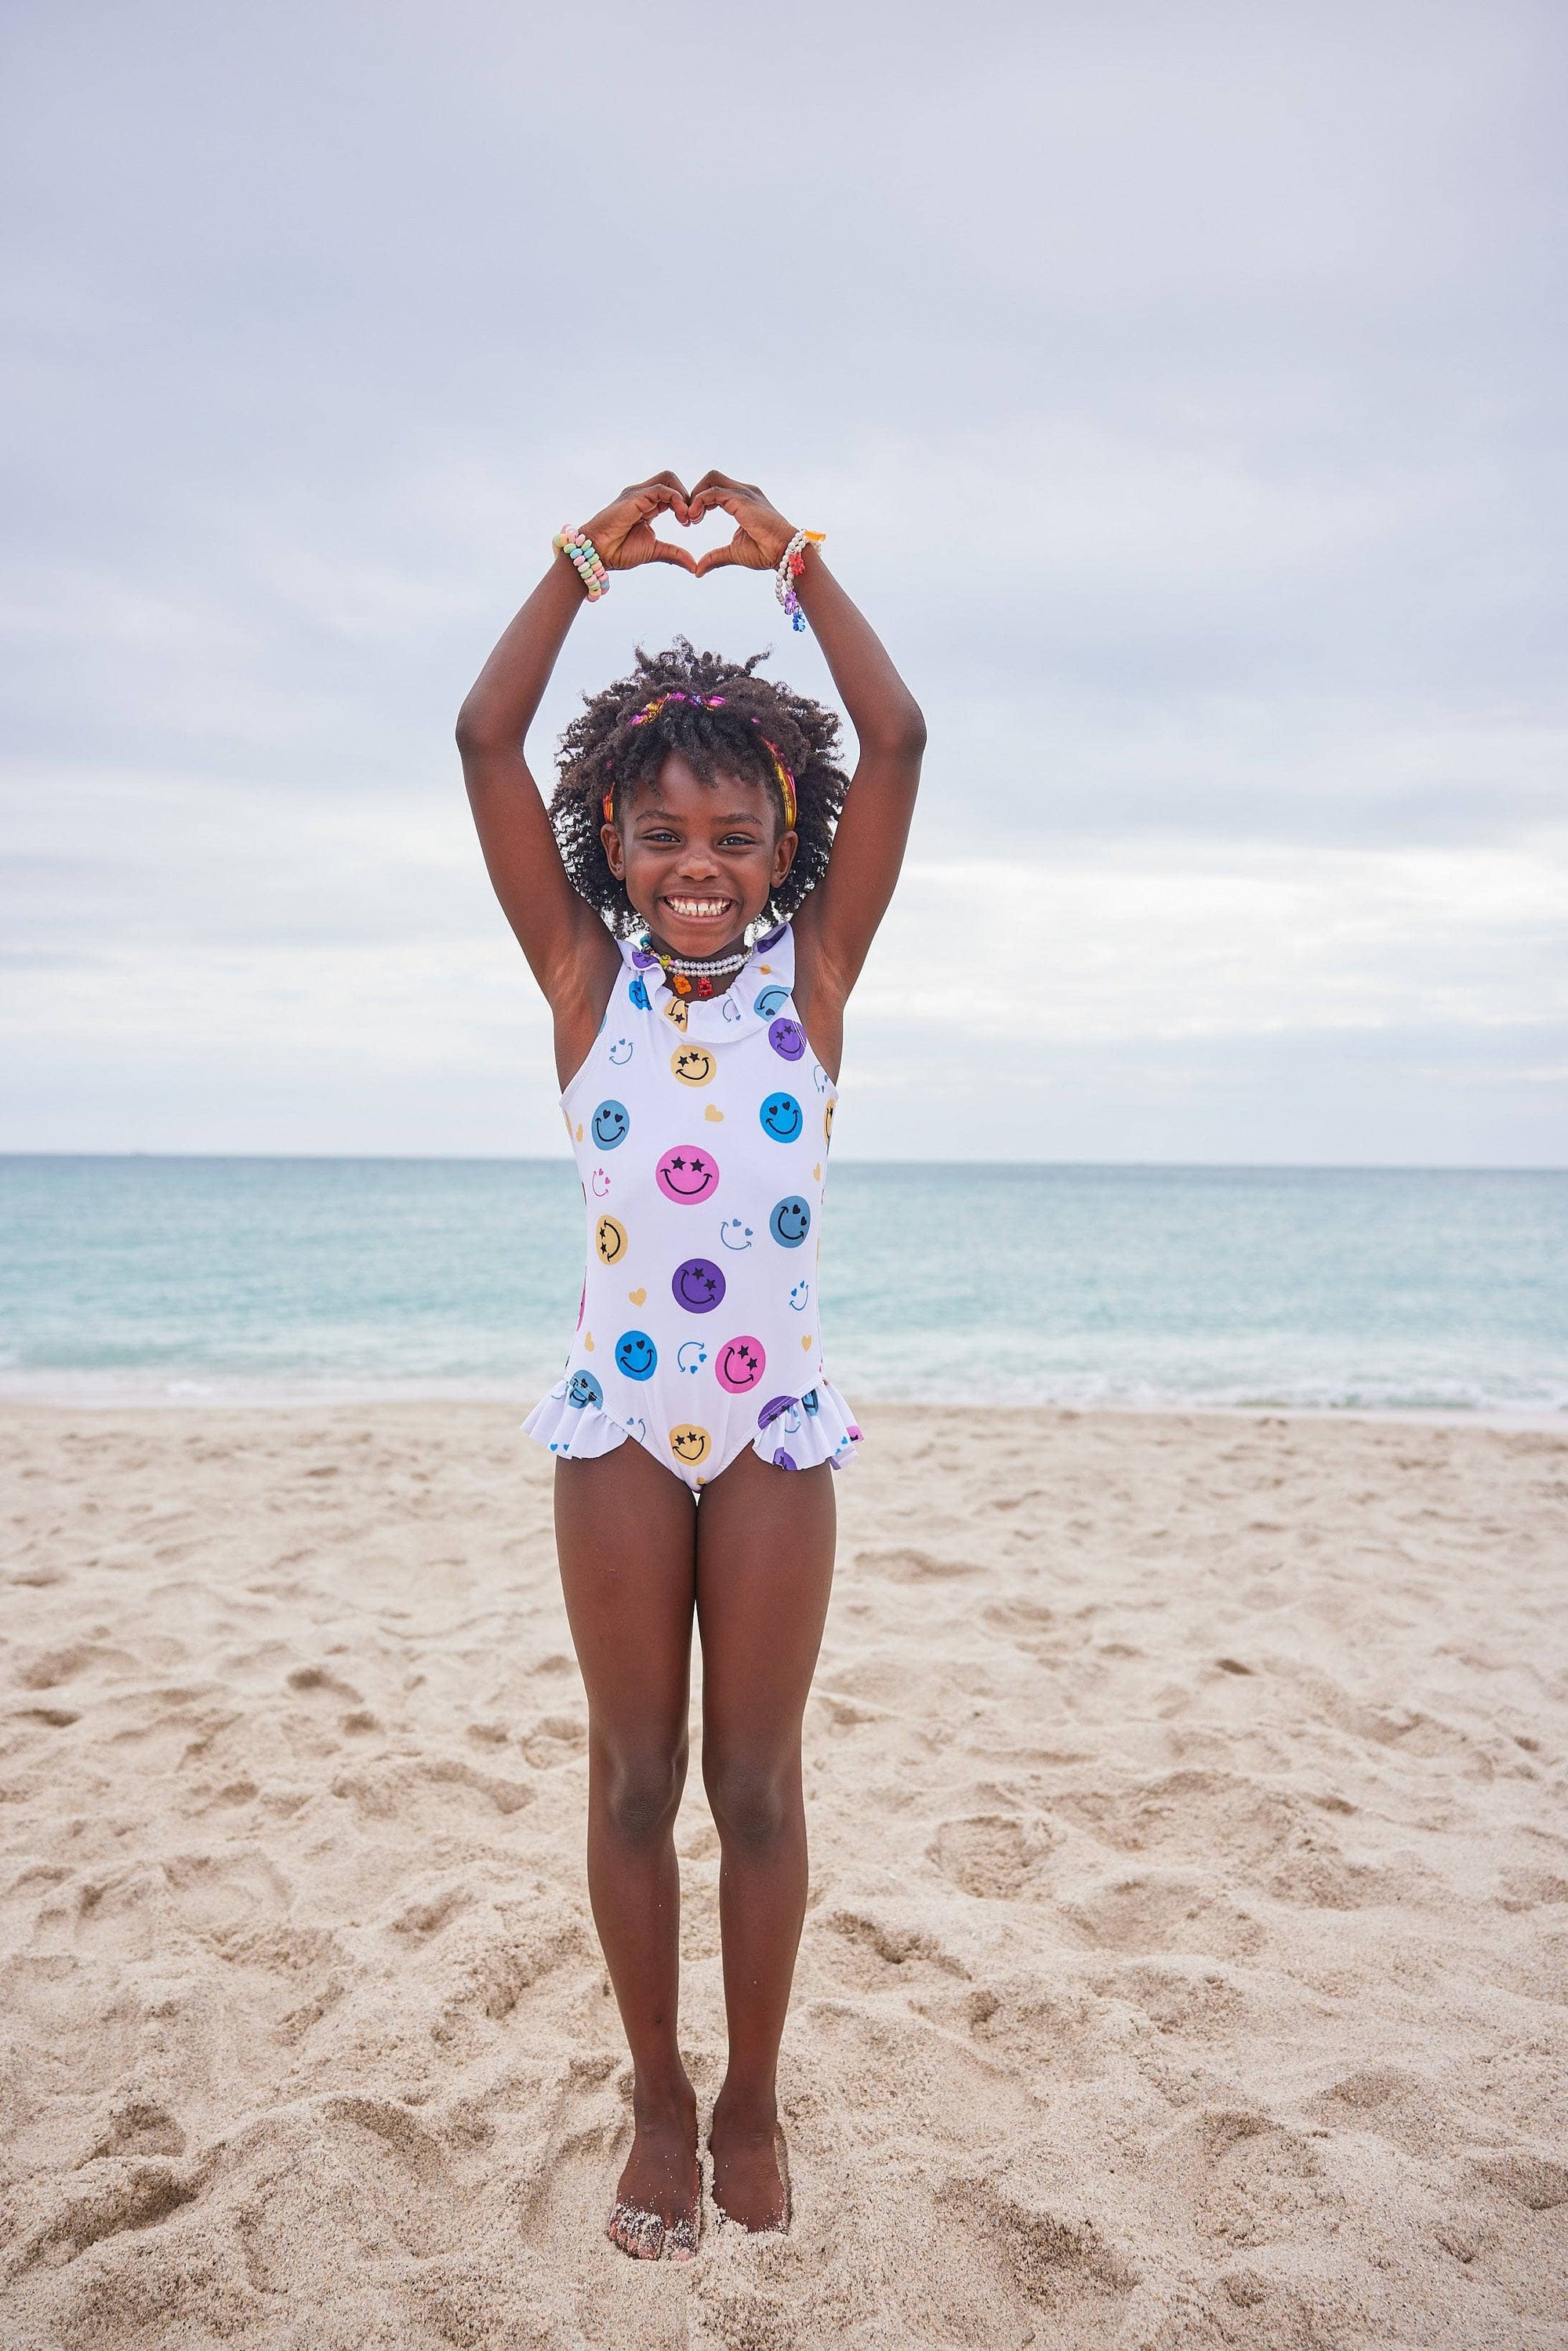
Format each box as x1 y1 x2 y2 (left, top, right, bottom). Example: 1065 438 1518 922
688 487 744 527
687 470 745 522
637 478 691 525
694 540 743 578
649 538 698 575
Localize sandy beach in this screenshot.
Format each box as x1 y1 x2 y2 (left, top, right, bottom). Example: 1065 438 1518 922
1 1402 1564 2349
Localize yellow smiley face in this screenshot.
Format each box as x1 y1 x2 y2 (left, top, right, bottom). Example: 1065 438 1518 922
824 1099 835 1147
663 997 688 1031
669 1424 711 1466
671 1045 715 1087
595 1215 628 1266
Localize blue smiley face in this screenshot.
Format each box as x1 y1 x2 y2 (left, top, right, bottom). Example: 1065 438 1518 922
760 1092 803 1143
608 1037 633 1066
567 1368 604 1409
754 983 790 1018
591 1099 630 1150
614 1330 657 1382
628 977 650 1011
769 1195 811 1248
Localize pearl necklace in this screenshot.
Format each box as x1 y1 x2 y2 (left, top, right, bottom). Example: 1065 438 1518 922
639 936 750 999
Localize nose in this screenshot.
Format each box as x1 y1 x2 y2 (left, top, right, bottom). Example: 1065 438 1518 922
676 841 721 878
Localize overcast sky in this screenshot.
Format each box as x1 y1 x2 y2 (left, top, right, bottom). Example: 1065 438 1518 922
3 0 1564 1163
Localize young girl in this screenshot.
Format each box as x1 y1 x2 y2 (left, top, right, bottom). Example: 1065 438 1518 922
456 471 924 2260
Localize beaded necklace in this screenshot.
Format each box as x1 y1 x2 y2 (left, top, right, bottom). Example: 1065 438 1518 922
638 935 750 1000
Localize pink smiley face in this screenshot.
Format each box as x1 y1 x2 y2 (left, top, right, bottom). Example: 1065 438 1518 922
655 1146 721 1205
715 1335 766 1394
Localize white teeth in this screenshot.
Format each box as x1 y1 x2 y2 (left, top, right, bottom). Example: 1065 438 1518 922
667 898 730 918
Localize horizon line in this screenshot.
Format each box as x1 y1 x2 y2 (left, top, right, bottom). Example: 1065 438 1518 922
2 1153 1564 1177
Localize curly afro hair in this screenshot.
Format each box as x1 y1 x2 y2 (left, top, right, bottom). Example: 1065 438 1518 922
550 637 848 936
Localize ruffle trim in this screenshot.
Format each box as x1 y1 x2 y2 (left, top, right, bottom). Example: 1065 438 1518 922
522 1382 631 1463
521 1375 862 1476
750 1376 862 1473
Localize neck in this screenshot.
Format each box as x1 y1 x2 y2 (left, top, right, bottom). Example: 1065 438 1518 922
644 929 750 967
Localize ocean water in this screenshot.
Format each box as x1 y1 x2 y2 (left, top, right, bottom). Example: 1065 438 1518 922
1 1157 1563 1415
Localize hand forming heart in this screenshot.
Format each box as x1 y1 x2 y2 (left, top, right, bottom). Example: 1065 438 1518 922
575 471 800 583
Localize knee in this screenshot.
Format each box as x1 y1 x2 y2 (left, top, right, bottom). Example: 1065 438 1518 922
705 1753 794 1855
597 1744 686 1847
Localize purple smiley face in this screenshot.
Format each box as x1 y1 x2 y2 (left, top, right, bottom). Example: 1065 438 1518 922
768 1016 805 1062
756 1394 797 1430
672 1257 726 1314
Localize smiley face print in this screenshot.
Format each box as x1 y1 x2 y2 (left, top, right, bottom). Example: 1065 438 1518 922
592 1099 630 1150
595 1215 628 1266
767 1016 804 1063
824 1099 835 1149
671 1257 725 1314
670 1423 710 1467
670 1045 715 1087
715 1335 766 1395
608 1037 633 1066
756 1394 797 1431
628 977 650 1012
567 1368 603 1409
655 1146 720 1205
769 1195 811 1248
754 983 789 1018
759 1092 803 1143
663 997 688 1030
614 1329 657 1382
719 1217 753 1251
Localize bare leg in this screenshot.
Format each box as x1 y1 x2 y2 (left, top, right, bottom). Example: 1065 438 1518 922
554 1441 701 2260
695 1446 836 2231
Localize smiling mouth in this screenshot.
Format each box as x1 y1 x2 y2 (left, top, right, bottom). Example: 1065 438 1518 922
662 895 735 924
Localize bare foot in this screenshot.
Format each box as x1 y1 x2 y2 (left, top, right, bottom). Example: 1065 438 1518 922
606 2084 701 2262
709 2090 789 2234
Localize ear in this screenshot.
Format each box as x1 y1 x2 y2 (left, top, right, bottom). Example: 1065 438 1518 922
771 828 798 888
601 820 625 879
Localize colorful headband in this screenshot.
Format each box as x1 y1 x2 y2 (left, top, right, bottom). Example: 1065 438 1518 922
626 691 728 729
757 736 798 830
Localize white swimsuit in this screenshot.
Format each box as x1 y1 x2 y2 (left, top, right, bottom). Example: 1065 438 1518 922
524 921 861 1489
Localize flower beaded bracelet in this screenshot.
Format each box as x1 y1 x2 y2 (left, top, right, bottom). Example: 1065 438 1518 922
553 526 610 601
775 528 826 631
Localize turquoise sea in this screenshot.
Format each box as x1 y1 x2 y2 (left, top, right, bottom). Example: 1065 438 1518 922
1 1157 1563 1416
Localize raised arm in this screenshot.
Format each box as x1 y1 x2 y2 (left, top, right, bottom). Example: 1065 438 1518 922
688 473 926 1042
456 474 695 1059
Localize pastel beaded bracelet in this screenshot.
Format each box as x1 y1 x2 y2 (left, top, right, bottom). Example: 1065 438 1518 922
553 526 610 601
774 528 825 632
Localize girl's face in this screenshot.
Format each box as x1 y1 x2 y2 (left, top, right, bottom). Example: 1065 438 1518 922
604 752 796 955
